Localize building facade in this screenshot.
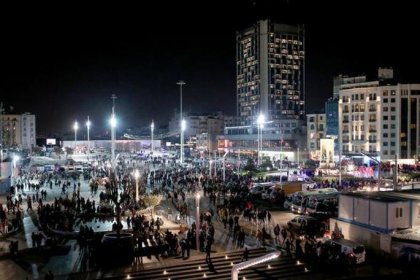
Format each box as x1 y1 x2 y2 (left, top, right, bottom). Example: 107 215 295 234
223 116 240 128
0 112 36 150
307 113 326 160
236 20 305 126
168 112 224 151
338 69 420 160
325 97 339 138
220 20 306 160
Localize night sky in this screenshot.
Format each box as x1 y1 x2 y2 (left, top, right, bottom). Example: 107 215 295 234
1 1 419 136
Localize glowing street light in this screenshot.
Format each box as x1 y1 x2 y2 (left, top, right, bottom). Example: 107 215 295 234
134 169 140 202
86 116 91 155
177 80 186 164
110 115 117 128
73 121 79 150
151 120 155 154
110 94 117 172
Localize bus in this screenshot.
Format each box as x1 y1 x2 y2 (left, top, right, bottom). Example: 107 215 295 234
290 188 338 214
306 192 339 216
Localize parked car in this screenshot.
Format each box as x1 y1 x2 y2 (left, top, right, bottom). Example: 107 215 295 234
261 187 275 200
249 183 275 199
324 239 366 264
287 215 325 237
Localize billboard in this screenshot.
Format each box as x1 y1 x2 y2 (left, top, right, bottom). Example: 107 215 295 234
46 138 56 145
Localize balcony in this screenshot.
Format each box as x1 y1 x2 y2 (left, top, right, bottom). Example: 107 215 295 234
369 119 377 122
342 130 350 134
369 129 377 133
343 139 350 143
343 119 349 123
368 139 377 143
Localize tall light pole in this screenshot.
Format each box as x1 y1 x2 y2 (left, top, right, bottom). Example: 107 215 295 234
151 120 155 154
177 80 186 164
338 139 342 187
134 169 140 202
110 94 117 172
222 150 228 182
73 121 79 151
181 119 186 164
195 193 200 251
280 137 283 170
238 149 241 173
257 114 265 166
86 116 91 155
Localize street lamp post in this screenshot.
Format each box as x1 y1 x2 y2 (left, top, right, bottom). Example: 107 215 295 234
86 116 91 155
238 149 241 173
280 138 283 170
222 150 228 182
134 169 140 202
338 139 342 187
151 120 155 154
195 193 200 251
73 121 79 151
110 94 117 172
257 114 265 166
177 80 186 164
181 119 186 164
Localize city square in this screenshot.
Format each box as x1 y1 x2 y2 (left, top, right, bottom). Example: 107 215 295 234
1 1 420 280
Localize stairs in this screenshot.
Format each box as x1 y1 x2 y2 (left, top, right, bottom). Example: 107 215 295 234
103 248 309 280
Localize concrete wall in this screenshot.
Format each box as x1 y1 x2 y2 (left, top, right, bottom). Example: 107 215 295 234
388 202 410 229
410 200 420 227
338 195 353 220
330 218 390 253
331 218 373 245
354 197 369 224
370 200 387 229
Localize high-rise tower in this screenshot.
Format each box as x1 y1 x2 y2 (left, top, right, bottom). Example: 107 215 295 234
236 20 305 125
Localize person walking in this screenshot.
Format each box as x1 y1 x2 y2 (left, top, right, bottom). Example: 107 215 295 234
205 242 212 263
241 247 249 262
274 224 280 244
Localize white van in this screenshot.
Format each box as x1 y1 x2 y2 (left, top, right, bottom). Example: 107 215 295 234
326 239 366 264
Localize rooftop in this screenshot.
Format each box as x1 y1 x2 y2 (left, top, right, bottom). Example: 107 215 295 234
340 191 409 203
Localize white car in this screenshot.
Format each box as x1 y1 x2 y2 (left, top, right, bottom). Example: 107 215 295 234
261 187 275 200
249 184 273 198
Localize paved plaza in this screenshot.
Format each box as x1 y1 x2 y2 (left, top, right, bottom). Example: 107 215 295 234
0 154 407 280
